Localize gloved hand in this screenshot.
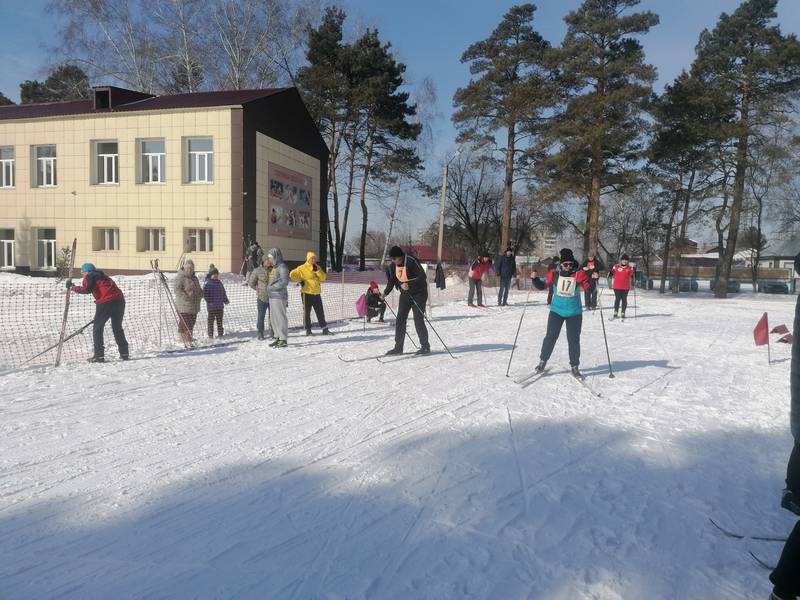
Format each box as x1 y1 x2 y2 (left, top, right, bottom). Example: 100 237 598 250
312 264 318 271
65 280 73 289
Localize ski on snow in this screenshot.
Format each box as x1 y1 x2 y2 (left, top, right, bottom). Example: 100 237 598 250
376 351 444 363
337 354 379 363
748 551 776 571
514 369 550 387
708 518 787 543
571 373 603 398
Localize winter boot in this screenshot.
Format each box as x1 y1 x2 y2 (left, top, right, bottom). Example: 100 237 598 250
415 346 431 356
571 365 584 379
306 330 313 336
322 328 332 335
385 347 403 356
535 360 546 373
120 354 129 361
781 489 800 516
272 340 288 348
269 338 281 347
611 311 618 320
257 332 265 341
621 311 626 321
88 356 105 363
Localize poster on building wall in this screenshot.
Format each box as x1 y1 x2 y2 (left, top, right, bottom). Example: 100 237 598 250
268 163 313 240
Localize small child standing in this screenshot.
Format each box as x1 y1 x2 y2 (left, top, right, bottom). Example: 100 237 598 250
366 281 386 323
203 265 229 338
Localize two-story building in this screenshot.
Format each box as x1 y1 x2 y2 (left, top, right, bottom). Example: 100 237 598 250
0 86 328 274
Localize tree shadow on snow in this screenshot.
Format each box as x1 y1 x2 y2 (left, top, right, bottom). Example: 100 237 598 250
0 417 793 599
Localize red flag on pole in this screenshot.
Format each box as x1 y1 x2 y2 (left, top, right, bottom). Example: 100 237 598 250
771 324 789 335
754 313 770 346
778 333 794 344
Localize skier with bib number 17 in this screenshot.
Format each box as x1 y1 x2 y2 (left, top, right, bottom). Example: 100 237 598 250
530 248 593 379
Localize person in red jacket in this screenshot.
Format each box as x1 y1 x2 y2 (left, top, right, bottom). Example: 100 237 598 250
610 254 635 320
68 263 129 362
468 254 493 307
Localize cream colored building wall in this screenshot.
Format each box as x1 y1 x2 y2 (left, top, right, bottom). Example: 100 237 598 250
255 132 320 265
0 107 234 272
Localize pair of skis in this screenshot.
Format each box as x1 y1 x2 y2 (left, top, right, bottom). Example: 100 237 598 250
708 517 787 570
513 367 603 397
338 350 444 364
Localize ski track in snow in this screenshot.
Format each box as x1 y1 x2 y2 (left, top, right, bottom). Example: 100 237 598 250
0 288 797 599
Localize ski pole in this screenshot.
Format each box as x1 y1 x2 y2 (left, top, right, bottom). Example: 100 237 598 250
633 272 638 319
23 319 95 365
597 289 615 378
406 291 456 359
505 287 534 377
383 296 418 349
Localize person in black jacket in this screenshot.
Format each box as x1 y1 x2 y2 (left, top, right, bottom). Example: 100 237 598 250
496 247 517 306
384 246 430 355
581 253 605 310
366 281 386 322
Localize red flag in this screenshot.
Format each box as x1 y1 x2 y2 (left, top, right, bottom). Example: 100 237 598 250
771 324 789 335
754 312 770 346
778 333 794 344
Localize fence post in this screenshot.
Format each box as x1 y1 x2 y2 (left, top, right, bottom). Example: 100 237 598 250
340 268 345 322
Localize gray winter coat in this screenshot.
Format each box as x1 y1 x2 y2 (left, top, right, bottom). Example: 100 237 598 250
792 252 799 441
174 269 202 314
266 247 289 301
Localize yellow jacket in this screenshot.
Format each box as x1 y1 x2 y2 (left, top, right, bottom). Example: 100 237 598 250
289 251 327 295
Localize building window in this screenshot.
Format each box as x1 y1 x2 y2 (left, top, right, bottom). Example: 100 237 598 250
187 138 213 183
140 139 165 184
0 229 14 269
34 145 57 187
186 228 213 252
137 227 166 252
94 141 118 184
0 147 14 188
37 228 56 269
93 228 120 251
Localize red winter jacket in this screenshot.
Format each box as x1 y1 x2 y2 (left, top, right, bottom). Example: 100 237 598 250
72 270 125 304
469 258 493 281
610 264 634 290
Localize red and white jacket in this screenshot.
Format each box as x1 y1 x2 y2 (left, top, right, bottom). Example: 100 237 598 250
610 264 634 291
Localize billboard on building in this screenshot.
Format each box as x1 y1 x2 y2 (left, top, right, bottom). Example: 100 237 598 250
267 163 312 240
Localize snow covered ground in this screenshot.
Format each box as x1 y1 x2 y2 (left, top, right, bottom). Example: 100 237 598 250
0 288 797 599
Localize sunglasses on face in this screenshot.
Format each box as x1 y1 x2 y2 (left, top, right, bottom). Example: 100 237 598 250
561 262 574 269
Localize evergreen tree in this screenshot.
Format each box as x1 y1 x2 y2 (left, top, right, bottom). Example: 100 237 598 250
20 64 91 104
545 0 658 256
453 4 555 253
691 0 800 298
0 92 14 106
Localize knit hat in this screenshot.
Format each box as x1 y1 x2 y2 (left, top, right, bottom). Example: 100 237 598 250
559 248 576 264
620 253 629 261
208 265 219 277
505 247 513 253
183 259 195 270
369 281 379 289
388 246 404 258
80 263 95 273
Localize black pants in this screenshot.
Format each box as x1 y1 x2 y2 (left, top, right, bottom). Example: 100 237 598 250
368 305 386 321
93 299 129 358
584 281 598 309
613 289 629 314
207 309 224 337
498 277 512 305
788 442 800 493
468 279 483 305
302 293 328 332
395 291 429 351
539 311 582 367
770 520 800 599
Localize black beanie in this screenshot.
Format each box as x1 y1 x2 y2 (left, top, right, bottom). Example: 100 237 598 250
552 255 560 263
621 253 629 261
559 248 576 264
388 246 404 258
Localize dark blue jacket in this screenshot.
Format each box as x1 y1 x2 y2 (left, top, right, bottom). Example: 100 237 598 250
496 254 517 279
792 252 799 441
203 279 229 311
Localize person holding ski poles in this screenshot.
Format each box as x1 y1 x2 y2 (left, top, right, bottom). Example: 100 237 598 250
290 251 331 336
496 247 517 306
384 246 430 355
581 253 604 310
174 259 203 343
530 248 591 378
366 281 386 323
610 254 635 320
68 263 129 363
467 254 492 307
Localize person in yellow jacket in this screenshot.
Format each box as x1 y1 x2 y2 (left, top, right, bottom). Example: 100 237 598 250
289 251 331 335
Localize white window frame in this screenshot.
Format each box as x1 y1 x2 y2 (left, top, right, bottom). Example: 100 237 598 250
94 227 120 251
95 142 119 185
0 230 14 269
36 229 57 270
35 146 57 188
186 228 213 253
144 227 166 252
187 138 213 183
140 140 166 184
0 147 14 188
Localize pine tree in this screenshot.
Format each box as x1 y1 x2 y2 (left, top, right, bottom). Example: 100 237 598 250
691 0 800 298
453 4 555 253
0 92 13 106
20 64 91 104
545 0 658 256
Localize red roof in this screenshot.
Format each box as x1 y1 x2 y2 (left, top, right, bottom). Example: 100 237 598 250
0 88 289 121
401 245 465 263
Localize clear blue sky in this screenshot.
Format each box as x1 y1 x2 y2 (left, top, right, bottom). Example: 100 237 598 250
2 0 800 235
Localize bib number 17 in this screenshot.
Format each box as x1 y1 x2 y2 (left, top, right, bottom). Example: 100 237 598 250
556 276 577 297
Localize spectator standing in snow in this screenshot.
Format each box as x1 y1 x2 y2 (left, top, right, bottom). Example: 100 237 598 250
173 259 203 343
266 248 290 348
496 247 517 306
203 265 229 338
531 248 591 378
366 281 386 323
581 253 604 310
546 256 560 305
248 256 272 340
68 263 129 362
289 251 331 336
610 254 635 320
769 252 800 600
246 241 264 274
467 254 492 307
384 246 430 355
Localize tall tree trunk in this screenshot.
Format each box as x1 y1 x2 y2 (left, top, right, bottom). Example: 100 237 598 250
358 128 376 271
337 126 359 267
500 124 515 253
714 181 730 281
328 126 341 270
381 184 401 266
753 197 763 292
659 194 680 294
717 86 751 299
672 170 696 294
588 141 602 257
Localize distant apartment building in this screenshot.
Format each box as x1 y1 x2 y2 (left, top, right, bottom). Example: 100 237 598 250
0 86 328 274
